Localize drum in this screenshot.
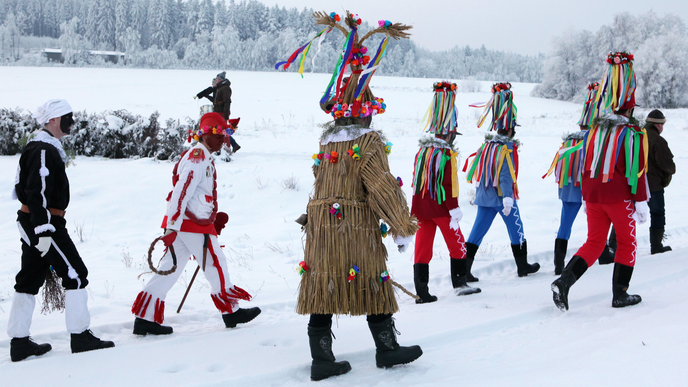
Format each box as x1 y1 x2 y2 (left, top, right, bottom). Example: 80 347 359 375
200 104 213 116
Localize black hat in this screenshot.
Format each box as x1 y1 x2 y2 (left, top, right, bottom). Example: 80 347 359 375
646 109 666 124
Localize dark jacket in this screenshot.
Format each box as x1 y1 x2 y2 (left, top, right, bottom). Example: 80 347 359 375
15 130 70 235
647 125 675 191
213 79 232 120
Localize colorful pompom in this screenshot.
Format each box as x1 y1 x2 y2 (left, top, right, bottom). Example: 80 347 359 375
348 265 361 282
330 203 343 219
298 261 309 275
348 144 361 160
380 223 388 238
330 12 340 22
397 176 403 187
379 270 390 283
385 141 393 154
330 151 339 163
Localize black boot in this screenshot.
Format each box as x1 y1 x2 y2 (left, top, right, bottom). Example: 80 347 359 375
368 317 422 368
222 307 262 328
650 228 672 255
70 330 115 353
413 264 437 304
133 317 173 336
551 256 588 311
308 323 352 381
598 244 615 265
10 337 52 362
465 242 479 282
450 259 481 296
512 241 540 277
608 227 617 255
612 263 642 308
554 238 568 275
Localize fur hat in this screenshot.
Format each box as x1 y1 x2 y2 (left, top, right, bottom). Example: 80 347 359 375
189 112 229 142
646 109 666 124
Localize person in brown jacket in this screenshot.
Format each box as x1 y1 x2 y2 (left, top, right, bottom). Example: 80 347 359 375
645 109 675 254
212 71 241 152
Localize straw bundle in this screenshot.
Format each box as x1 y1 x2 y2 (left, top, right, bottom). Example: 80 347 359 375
297 130 418 316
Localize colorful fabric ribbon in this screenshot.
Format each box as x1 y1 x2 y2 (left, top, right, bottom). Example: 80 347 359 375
275 27 332 77
463 140 519 198
413 147 459 205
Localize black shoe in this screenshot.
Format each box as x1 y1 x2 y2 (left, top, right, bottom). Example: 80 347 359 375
612 263 642 308
368 317 422 368
413 263 438 304
551 256 588 311
10 337 52 362
308 323 352 381
222 307 261 328
133 318 173 336
465 243 479 282
512 241 540 277
450 259 481 296
71 330 115 353
598 244 615 265
232 145 241 153
554 238 568 275
650 228 672 255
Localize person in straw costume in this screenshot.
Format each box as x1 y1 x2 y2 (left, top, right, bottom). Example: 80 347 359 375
542 82 614 275
278 11 421 381
463 83 540 280
410 81 480 303
551 51 649 311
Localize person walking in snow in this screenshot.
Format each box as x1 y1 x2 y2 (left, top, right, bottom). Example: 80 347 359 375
543 82 614 275
411 82 480 303
280 11 421 381
463 83 540 281
195 71 241 153
131 112 260 335
644 109 675 254
552 51 649 311
8 99 115 362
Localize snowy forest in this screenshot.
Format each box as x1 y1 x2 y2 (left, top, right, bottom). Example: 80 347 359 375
0 0 543 82
533 11 688 108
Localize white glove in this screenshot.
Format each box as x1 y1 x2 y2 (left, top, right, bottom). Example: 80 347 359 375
502 197 514 216
582 200 587 214
35 236 52 257
634 201 649 224
393 234 414 253
448 207 463 230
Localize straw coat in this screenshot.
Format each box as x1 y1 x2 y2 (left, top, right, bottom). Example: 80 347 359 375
297 129 418 316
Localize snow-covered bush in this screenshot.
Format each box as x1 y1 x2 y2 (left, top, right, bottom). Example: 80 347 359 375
0 108 38 155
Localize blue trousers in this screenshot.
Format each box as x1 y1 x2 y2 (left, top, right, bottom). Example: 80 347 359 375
556 201 582 240
467 203 525 246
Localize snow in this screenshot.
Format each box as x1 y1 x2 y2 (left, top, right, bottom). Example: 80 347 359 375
1 66 687 386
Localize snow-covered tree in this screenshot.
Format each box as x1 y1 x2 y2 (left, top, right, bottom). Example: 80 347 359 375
59 16 85 65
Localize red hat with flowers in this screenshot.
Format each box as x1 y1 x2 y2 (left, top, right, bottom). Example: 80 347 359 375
189 112 230 142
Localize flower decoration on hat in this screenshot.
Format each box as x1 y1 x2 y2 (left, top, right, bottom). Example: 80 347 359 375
297 261 309 275
578 82 601 128
275 11 412 121
330 203 343 219
312 152 324 166
348 265 361 282
422 81 459 135
597 51 636 114
379 270 390 283
470 82 517 131
189 112 229 142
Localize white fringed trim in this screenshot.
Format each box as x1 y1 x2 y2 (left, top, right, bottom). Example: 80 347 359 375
34 224 56 235
393 234 414 246
321 127 377 145
29 131 69 163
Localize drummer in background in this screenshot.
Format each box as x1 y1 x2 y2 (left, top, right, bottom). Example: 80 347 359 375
195 71 241 153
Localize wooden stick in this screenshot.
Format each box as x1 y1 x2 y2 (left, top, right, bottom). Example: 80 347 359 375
177 265 200 313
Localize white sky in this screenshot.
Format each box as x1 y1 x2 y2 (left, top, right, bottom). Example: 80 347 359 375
267 0 688 55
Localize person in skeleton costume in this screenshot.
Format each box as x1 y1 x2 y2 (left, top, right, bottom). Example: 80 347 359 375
463 83 540 281
278 11 421 381
410 82 480 303
543 82 614 275
131 112 260 335
8 99 114 362
552 51 649 311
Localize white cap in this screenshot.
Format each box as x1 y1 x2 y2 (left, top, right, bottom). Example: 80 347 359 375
33 99 73 125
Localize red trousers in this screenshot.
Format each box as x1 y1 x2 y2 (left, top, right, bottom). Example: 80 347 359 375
414 217 467 264
574 200 637 267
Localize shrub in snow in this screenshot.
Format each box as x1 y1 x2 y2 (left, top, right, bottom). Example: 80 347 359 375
0 108 39 155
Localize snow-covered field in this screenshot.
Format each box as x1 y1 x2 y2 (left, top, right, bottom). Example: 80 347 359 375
1 66 687 386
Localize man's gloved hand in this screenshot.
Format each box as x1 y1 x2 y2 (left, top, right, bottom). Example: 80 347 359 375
502 197 514 216
449 207 463 230
214 212 229 235
394 234 414 253
35 236 52 257
193 95 198 99
161 229 177 247
634 201 649 224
